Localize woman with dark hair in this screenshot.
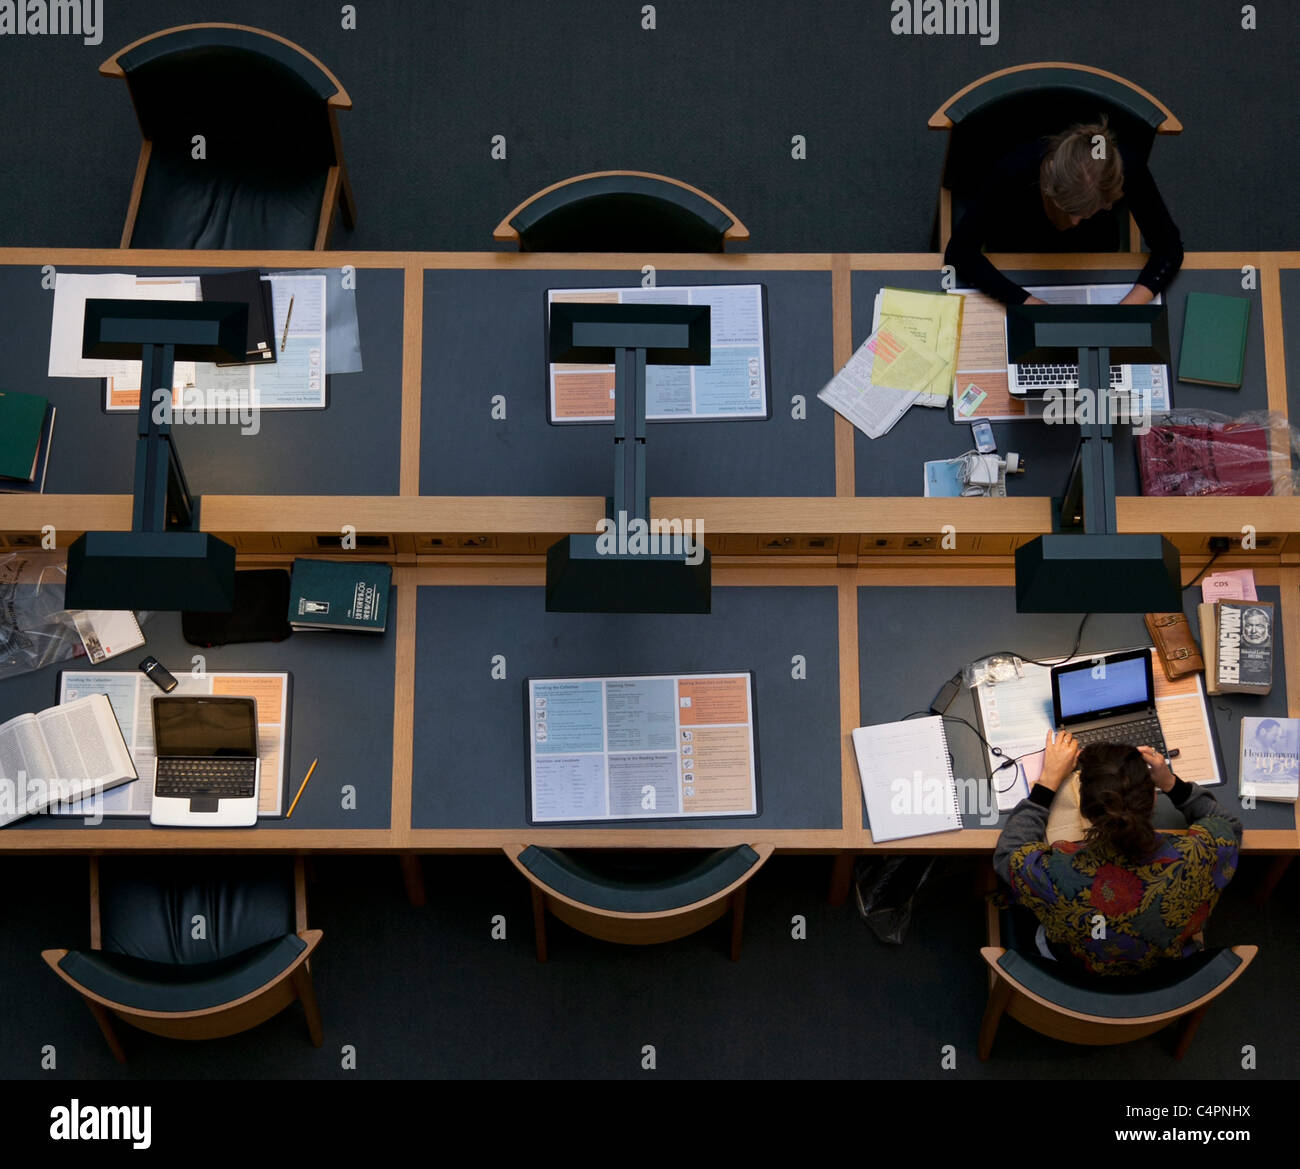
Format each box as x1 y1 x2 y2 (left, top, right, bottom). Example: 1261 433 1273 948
993 729 1242 975
944 116 1184 307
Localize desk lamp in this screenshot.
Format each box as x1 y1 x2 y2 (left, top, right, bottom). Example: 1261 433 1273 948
545 302 713 613
1010 303 1182 613
65 299 249 612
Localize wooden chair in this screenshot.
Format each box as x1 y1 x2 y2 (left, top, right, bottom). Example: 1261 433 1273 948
42 856 322 1062
978 894 1255 1059
100 23 356 249
505 843 773 961
493 171 749 252
929 62 1182 252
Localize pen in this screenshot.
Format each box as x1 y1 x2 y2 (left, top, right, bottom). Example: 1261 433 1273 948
280 295 294 352
286 757 317 819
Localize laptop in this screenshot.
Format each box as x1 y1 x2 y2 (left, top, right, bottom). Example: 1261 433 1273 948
1050 648 1167 756
149 696 261 827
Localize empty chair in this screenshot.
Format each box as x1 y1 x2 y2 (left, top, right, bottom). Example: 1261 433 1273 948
100 23 356 249
494 171 749 252
43 855 323 1061
505 843 773 960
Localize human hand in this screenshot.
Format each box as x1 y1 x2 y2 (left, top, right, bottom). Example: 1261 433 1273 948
1039 729 1079 791
1023 296 1048 305
1137 745 1177 792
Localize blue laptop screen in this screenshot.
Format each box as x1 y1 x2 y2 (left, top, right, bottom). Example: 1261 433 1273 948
1057 656 1150 720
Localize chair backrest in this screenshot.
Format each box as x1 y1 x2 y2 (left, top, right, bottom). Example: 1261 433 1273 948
933 64 1179 201
495 171 749 253
105 24 347 168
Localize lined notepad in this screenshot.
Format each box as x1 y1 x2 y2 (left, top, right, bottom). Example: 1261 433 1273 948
852 716 962 842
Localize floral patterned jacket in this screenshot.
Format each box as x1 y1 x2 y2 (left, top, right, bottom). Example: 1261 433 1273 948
992 778 1243 975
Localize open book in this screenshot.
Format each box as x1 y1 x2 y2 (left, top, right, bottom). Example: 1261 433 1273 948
0 694 137 827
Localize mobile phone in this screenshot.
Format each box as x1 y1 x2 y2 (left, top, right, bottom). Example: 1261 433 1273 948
971 419 997 454
139 655 179 693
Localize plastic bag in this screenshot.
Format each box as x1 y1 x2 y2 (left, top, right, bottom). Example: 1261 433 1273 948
852 855 934 944
1136 409 1300 497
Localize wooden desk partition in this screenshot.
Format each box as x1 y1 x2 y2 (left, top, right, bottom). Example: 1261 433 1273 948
1 248 1297 857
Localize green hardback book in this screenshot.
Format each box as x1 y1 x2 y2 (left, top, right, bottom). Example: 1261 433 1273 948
288 559 391 632
1178 292 1251 387
0 389 49 481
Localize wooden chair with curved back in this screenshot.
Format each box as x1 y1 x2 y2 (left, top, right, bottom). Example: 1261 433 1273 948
929 62 1182 253
978 895 1255 1059
100 22 356 249
505 842 774 961
42 855 323 1061
493 170 749 252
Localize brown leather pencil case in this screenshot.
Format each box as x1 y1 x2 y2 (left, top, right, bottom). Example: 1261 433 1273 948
1145 612 1204 680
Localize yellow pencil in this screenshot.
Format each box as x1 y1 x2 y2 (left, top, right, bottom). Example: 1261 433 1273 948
286 757 318 819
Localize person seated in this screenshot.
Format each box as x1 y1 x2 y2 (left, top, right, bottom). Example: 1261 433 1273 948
944 117 1184 306
993 729 1242 976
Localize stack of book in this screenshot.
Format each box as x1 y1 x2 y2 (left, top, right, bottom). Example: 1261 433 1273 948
0 390 55 494
1197 582 1274 696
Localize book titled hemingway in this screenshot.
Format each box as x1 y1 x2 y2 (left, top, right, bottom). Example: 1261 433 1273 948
1215 599 1272 695
288 559 391 632
1239 717 1299 803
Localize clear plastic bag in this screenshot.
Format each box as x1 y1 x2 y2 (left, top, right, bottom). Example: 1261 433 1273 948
1136 409 1299 497
852 856 934 944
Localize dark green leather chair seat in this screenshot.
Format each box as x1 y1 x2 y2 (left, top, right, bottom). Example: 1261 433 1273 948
518 845 760 913
509 175 734 252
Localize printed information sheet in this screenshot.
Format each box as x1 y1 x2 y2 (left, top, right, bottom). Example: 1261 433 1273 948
546 285 769 422
527 672 758 822
55 671 290 817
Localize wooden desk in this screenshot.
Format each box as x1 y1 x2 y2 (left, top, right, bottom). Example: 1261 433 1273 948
0 247 1296 865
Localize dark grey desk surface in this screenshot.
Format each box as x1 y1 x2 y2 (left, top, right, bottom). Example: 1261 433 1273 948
852 269 1269 498
858 585 1293 834
412 585 841 830
0 592 396 833
420 269 836 496
0 264 403 496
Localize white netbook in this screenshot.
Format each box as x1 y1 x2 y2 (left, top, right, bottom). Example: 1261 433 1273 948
149 696 261 828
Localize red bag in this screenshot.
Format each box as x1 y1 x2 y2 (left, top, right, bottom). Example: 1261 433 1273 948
1137 422 1275 496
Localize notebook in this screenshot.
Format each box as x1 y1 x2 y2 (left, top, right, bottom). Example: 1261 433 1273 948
1178 292 1250 388
852 715 962 842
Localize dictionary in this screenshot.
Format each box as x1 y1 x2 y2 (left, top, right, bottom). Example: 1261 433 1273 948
1214 599 1273 695
1239 717 1299 803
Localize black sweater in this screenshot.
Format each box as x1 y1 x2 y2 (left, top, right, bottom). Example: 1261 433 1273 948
943 139 1184 306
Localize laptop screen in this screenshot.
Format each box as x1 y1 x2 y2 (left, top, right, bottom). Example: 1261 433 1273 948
1055 653 1152 724
153 696 257 758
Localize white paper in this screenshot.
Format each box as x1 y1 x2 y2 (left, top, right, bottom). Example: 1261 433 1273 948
816 331 921 439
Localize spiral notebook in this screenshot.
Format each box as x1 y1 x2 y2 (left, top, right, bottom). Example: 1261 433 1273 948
852 716 963 842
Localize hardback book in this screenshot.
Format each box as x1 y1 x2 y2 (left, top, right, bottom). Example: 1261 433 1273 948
1178 292 1250 388
1198 602 1220 695
0 391 54 490
288 559 391 632
0 694 137 827
1239 717 1299 803
201 269 277 364
1215 599 1273 694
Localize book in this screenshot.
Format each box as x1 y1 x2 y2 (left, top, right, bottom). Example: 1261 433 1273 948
1239 717 1299 803
201 269 277 364
0 402 54 494
69 610 145 665
0 390 53 488
0 694 137 827
1215 599 1273 694
851 715 962 842
288 559 391 632
1178 292 1250 388
1198 602 1221 695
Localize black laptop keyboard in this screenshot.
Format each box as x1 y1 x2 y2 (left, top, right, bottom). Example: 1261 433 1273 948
155 757 257 799
1068 717 1167 756
1015 362 1125 390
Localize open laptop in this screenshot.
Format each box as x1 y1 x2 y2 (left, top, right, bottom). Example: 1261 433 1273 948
149 696 261 827
1050 648 1167 755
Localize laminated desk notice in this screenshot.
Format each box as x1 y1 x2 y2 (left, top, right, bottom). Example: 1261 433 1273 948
526 671 760 823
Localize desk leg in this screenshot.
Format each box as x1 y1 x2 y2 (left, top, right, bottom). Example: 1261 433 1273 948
87 1001 126 1064
1251 856 1292 906
827 852 855 906
399 855 426 908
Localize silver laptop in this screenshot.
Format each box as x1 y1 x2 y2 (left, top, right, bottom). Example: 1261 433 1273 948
149 696 261 827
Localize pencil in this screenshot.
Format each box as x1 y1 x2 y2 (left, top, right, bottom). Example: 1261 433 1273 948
286 757 317 818
280 295 295 352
